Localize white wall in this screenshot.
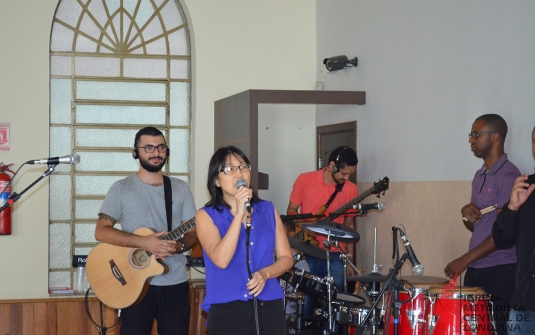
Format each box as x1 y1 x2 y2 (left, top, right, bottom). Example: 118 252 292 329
0 0 316 299
317 0 535 182
258 104 317 213
315 0 535 279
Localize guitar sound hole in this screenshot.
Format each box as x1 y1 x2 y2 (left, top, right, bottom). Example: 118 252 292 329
130 249 150 268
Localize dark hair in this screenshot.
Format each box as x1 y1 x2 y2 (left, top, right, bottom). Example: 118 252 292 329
205 146 261 211
282 220 296 234
134 127 166 147
328 146 358 169
476 114 508 141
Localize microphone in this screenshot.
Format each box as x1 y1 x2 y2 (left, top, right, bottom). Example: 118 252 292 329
235 179 251 213
399 229 424 275
27 154 81 165
354 202 385 211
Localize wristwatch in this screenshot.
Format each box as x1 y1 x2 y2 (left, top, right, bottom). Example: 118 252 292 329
179 240 187 253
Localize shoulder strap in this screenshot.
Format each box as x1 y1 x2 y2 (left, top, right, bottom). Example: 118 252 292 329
324 182 344 209
163 176 172 232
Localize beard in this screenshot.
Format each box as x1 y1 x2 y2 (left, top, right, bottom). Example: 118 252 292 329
332 172 346 184
139 156 166 172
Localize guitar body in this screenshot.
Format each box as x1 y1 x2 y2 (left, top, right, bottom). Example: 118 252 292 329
87 217 196 309
86 227 165 309
294 225 320 246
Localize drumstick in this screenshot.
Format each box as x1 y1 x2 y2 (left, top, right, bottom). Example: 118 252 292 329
462 204 497 221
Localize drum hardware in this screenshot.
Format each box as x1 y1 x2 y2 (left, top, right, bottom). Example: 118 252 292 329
371 227 382 274
328 239 363 293
352 225 425 335
427 295 438 335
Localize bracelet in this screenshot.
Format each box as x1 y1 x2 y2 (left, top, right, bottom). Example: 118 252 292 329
179 240 187 253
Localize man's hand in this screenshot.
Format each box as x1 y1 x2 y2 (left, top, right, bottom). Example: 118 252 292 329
508 174 535 211
141 231 177 259
444 255 470 278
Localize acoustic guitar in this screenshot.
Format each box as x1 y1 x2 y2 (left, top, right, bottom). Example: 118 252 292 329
294 176 389 245
86 217 196 309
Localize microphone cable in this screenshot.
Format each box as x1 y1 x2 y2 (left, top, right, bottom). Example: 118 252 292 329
245 212 260 335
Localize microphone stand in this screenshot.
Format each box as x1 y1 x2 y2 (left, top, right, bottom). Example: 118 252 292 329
0 164 57 213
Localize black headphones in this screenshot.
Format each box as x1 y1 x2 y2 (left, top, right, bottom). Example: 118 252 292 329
132 146 170 159
332 147 348 173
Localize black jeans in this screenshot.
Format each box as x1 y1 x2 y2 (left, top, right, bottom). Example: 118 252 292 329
465 263 516 335
119 282 190 335
208 299 287 335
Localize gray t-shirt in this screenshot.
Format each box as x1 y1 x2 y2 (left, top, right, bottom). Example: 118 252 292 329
99 174 197 286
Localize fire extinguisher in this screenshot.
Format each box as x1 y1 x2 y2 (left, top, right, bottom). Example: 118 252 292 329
0 163 14 235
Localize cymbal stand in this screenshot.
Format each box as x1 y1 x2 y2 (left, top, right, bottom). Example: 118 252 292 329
355 253 410 335
332 240 362 293
323 233 336 335
371 227 382 274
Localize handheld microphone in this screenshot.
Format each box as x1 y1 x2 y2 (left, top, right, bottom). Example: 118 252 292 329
398 229 424 275
235 179 251 213
27 154 81 165
354 202 385 211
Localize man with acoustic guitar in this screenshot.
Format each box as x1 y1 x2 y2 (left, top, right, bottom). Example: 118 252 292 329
287 146 359 316
94 127 198 335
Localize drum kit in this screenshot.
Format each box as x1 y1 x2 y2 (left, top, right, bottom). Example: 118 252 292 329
281 222 496 335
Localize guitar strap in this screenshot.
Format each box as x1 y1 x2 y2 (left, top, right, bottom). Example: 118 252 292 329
324 182 344 209
163 175 173 232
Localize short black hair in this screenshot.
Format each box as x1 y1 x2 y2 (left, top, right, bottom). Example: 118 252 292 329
328 146 358 169
134 127 166 148
476 114 508 141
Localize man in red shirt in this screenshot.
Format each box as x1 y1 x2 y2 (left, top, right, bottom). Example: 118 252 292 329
287 146 358 295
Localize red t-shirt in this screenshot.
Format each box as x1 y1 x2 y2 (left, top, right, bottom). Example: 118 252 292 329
289 169 358 252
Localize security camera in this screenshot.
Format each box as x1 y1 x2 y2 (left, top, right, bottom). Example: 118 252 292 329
323 55 358 72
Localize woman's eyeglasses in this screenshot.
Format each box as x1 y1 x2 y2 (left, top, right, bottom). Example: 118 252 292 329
218 164 252 175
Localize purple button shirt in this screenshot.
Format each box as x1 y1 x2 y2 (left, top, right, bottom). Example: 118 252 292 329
468 154 519 268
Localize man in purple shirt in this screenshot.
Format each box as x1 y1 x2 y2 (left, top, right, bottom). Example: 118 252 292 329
445 114 519 335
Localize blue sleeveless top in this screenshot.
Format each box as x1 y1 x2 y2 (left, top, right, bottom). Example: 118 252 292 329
201 200 284 312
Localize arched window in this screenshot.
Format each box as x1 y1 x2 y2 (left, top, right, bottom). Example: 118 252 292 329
49 0 191 288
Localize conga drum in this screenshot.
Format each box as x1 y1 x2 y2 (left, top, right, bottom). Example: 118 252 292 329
426 286 493 335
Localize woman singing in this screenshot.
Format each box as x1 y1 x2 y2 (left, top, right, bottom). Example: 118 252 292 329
196 146 293 335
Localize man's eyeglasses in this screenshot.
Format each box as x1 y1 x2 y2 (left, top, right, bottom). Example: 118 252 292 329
138 144 168 153
468 131 494 140
218 164 252 175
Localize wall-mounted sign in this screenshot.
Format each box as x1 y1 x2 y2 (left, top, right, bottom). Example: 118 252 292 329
0 123 10 151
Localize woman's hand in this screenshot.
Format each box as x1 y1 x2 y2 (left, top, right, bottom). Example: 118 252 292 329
247 269 269 297
235 184 253 218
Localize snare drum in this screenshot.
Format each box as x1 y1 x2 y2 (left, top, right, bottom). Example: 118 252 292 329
385 288 428 335
281 267 332 300
332 292 370 327
426 286 493 335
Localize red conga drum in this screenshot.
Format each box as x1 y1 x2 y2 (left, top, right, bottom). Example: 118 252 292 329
426 286 493 335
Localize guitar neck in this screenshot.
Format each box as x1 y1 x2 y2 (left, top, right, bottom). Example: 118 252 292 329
142 218 196 258
160 217 196 242
331 188 375 216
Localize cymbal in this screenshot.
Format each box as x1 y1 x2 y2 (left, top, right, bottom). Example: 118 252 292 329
347 273 389 283
396 275 449 285
288 237 330 260
300 222 360 242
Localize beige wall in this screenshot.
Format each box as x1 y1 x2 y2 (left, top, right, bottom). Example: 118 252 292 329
355 181 472 280
0 0 316 299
